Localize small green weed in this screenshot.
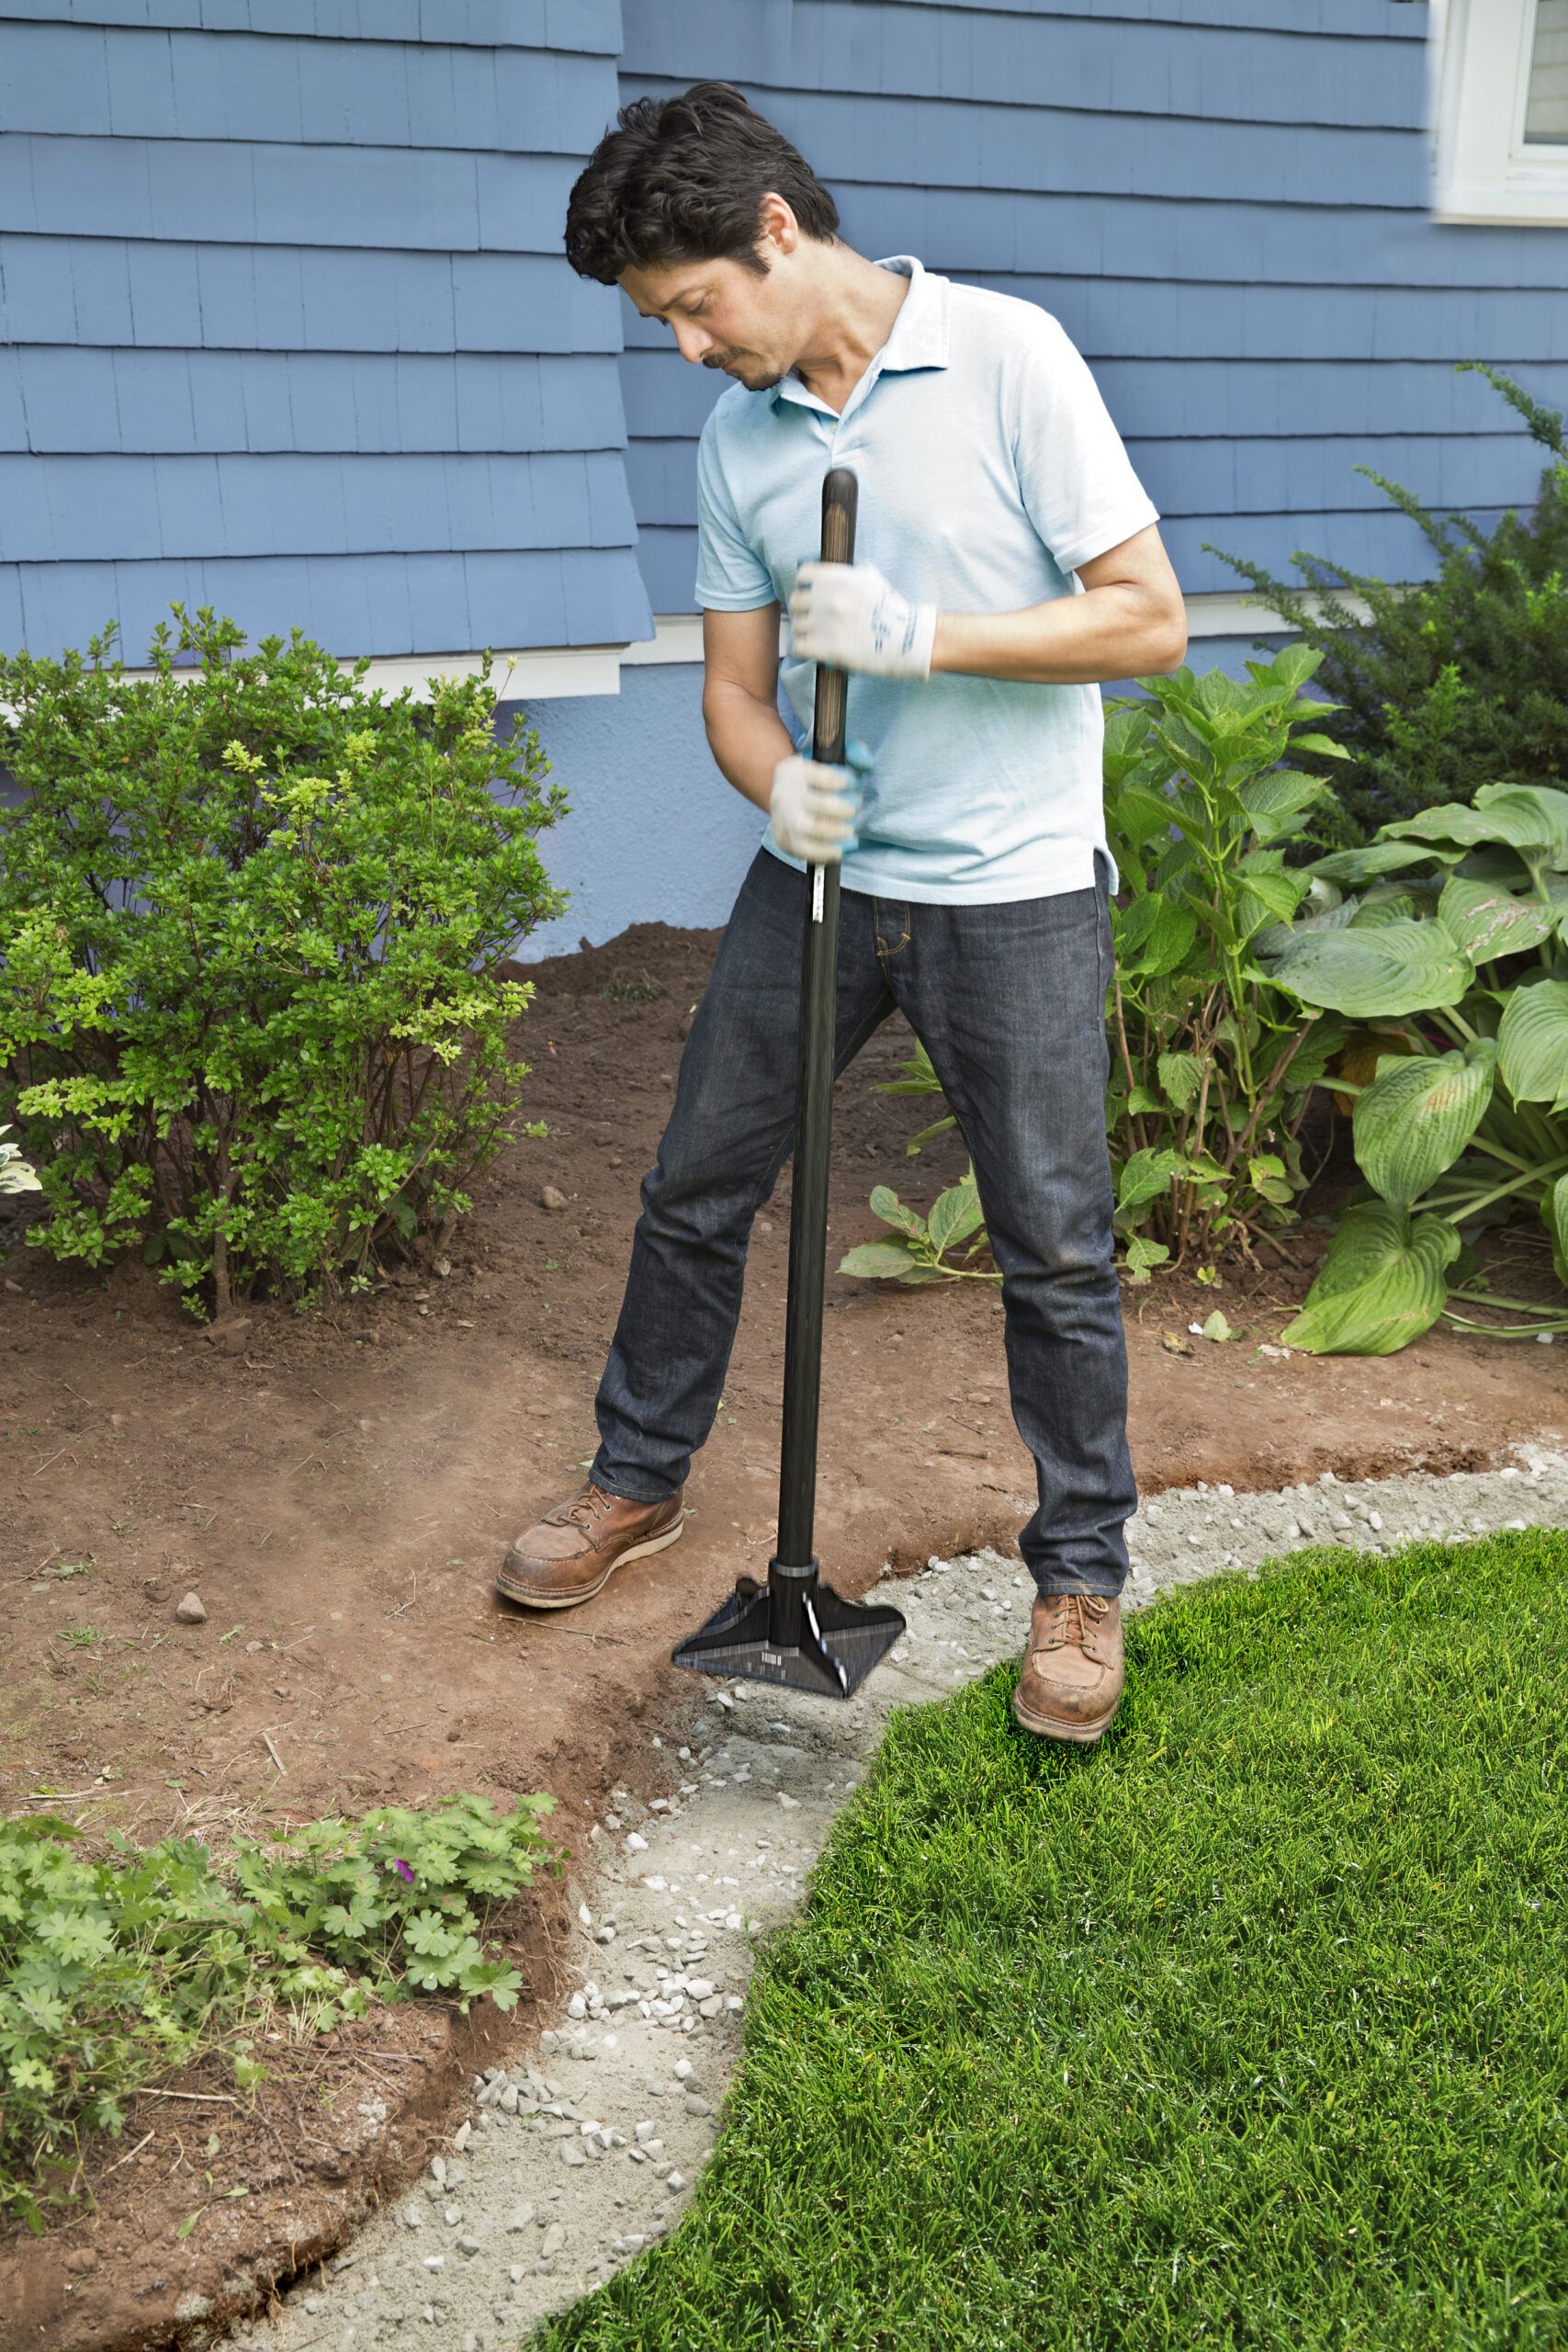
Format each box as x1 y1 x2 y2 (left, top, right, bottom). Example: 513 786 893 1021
0 1790 552 2227
602 968 663 1003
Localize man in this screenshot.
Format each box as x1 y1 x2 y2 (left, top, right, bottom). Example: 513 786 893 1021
500 82 1186 1747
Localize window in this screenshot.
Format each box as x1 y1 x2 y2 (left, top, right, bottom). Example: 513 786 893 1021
1432 0 1568 221
1526 0 1568 142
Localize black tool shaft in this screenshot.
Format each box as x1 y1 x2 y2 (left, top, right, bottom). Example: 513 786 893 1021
775 466 858 1570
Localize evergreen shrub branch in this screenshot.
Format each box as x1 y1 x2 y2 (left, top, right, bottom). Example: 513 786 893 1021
1207 365 1568 839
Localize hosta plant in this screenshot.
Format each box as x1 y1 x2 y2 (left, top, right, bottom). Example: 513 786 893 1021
0 1122 41 1194
1262 782 1568 1351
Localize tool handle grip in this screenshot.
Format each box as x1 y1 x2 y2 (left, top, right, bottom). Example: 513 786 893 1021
809 467 858 766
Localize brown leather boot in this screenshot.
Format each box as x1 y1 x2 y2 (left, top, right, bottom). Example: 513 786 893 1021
496 1481 684 1611
1011 1589 1124 1745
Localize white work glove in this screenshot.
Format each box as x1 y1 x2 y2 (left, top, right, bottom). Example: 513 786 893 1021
788 560 937 680
767 741 873 865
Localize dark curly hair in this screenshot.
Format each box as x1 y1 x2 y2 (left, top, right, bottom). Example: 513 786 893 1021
564 82 840 285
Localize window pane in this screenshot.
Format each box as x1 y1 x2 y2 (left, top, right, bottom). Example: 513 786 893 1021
1525 0 1568 143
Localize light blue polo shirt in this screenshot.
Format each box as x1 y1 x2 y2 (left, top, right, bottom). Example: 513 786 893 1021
694 254 1160 902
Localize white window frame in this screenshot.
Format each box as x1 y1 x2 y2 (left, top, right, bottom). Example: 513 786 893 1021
1431 0 1568 224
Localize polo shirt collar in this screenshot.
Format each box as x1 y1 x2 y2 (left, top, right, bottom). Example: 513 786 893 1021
769 253 949 412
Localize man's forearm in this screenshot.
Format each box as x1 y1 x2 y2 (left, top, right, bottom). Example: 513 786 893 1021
701 678 797 814
931 583 1186 686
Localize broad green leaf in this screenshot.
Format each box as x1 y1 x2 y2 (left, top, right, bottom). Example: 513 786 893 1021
1102 704 1155 788
1124 1083 1163 1114
1237 769 1328 842
1496 978 1568 1106
868 1185 925 1238
1114 785 1181 854
1277 1013 1348 1094
1156 1051 1203 1111
1116 1147 1180 1215
1546 1173 1568 1291
1437 874 1557 966
837 1240 921 1281
1122 1234 1170 1280
1269 919 1472 1018
1351 1041 1497 1210
1472 783 1568 866
1254 643 1325 694
1114 893 1197 977
1290 731 1351 759
1348 892 1416 930
1248 1151 1294 1205
1385 786 1568 863
1305 841 1442 887
927 1174 986 1258
1234 868 1304 942
1282 1200 1460 1356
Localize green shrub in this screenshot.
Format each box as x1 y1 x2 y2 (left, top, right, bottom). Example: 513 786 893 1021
0 1791 552 2228
1213 365 1568 839
1261 782 1568 1351
0 603 565 1317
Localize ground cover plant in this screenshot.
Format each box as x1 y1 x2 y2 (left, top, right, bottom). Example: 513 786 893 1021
0 1790 551 2229
1262 783 1568 1351
536 1530 1568 2350
841 649 1350 1286
0 603 564 1317
1213 365 1568 839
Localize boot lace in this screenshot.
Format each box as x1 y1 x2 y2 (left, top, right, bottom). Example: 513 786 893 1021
561 1482 616 1533
1033 1591 1109 1655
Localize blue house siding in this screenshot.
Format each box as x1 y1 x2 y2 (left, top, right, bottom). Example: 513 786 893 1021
615 0 1568 618
4 0 1563 962
0 3 651 662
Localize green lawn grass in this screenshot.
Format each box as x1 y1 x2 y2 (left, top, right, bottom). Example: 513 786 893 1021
534 1533 1568 2351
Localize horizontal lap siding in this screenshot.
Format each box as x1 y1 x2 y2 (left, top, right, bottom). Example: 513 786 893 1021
0 4 623 53
615 0 1568 609
0 10 649 661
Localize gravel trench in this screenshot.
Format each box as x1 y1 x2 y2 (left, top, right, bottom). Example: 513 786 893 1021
224 1442 1568 2352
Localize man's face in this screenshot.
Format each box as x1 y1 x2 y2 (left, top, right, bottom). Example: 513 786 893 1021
620 253 797 391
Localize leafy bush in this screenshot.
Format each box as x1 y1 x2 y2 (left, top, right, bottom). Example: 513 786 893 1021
0 1791 552 2228
839 650 1350 1287
1212 365 1568 839
1262 783 1568 1351
0 603 565 1317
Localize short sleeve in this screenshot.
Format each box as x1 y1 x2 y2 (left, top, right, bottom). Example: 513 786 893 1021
694 413 777 611
1010 311 1160 577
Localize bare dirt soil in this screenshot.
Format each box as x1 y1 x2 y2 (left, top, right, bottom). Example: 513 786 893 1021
3 915 1564 2350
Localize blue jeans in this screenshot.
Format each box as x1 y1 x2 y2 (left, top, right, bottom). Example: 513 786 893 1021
590 848 1135 1598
